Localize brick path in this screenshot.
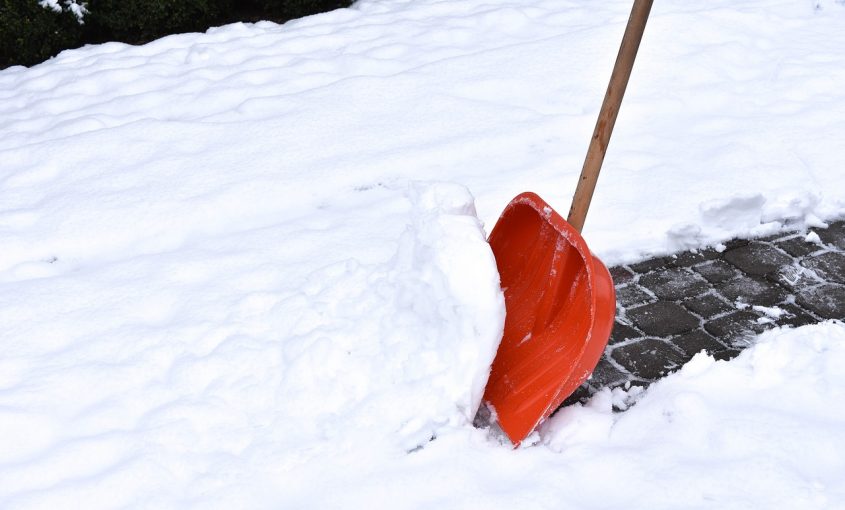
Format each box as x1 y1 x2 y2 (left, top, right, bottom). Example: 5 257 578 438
565 219 845 405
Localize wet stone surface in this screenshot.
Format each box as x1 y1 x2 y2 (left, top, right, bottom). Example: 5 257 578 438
682 292 734 319
627 301 699 337
564 219 845 408
802 252 845 284
639 268 710 301
610 338 687 380
718 275 786 307
723 242 792 276
795 284 845 320
693 259 739 283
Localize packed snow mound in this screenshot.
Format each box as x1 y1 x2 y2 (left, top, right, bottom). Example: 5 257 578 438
2 0 845 507
279 182 504 451
2 0 844 265
0 181 504 507
284 322 845 509
534 321 845 509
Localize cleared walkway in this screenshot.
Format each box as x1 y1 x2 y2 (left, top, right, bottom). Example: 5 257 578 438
567 219 845 405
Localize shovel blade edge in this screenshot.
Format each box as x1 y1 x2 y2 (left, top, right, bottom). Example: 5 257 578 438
483 192 616 445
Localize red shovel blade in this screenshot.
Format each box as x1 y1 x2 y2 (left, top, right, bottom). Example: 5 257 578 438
483 192 616 445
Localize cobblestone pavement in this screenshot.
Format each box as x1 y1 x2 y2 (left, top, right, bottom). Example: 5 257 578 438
564 219 845 406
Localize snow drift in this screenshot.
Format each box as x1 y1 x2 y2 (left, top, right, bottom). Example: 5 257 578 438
2 0 845 507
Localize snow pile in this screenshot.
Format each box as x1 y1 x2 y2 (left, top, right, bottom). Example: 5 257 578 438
3 0 843 265
277 182 504 452
0 181 503 507
538 321 845 509
301 322 845 509
2 0 845 507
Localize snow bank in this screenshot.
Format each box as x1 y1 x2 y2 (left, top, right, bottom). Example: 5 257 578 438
290 322 845 510
0 181 504 508
539 321 845 509
2 0 844 265
277 182 504 452
2 0 845 507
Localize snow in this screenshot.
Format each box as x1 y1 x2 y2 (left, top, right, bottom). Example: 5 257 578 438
753 304 786 323
2 0 845 507
37 0 87 21
538 322 845 509
280 322 845 510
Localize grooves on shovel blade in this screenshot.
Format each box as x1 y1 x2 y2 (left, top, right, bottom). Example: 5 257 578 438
483 192 615 445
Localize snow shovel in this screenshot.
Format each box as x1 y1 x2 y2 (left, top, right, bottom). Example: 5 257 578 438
482 0 654 446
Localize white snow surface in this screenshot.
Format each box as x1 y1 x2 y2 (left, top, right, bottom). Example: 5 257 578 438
2 0 845 507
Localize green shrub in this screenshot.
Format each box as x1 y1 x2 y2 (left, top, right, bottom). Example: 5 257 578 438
84 0 233 45
259 0 354 21
0 0 84 68
0 0 355 70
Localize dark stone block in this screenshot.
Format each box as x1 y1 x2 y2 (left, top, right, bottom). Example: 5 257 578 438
718 275 786 307
561 384 595 407
670 329 727 357
611 339 687 380
587 358 629 388
586 225 845 402
755 232 794 243
723 238 750 250
682 292 734 319
802 252 845 284
639 268 710 301
795 284 845 320
704 310 768 340
609 266 635 285
775 234 820 258
609 322 643 345
672 248 721 267
627 301 700 337
775 264 821 291
693 260 739 284
628 256 674 274
817 220 845 250
723 242 793 276
616 284 654 307
712 348 742 362
777 303 820 327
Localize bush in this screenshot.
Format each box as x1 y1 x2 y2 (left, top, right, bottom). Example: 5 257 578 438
84 0 233 45
259 0 355 21
0 0 355 69
0 0 84 68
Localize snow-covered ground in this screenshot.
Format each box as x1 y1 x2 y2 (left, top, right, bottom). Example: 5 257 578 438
1 0 844 508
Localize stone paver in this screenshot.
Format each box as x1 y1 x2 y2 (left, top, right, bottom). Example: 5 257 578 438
693 259 739 283
564 219 845 408
616 284 654 307
802 252 845 284
682 292 734 319
818 221 845 250
775 235 820 257
703 310 768 339
627 301 700 337
639 268 710 301
671 329 727 357
795 284 845 320
723 242 792 276
611 339 687 380
718 275 786 307
608 321 641 345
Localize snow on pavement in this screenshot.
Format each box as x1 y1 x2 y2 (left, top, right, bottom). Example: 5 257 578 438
2 0 845 507
322 322 845 510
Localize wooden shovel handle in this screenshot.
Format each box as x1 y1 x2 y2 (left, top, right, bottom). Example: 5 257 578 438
567 0 654 233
